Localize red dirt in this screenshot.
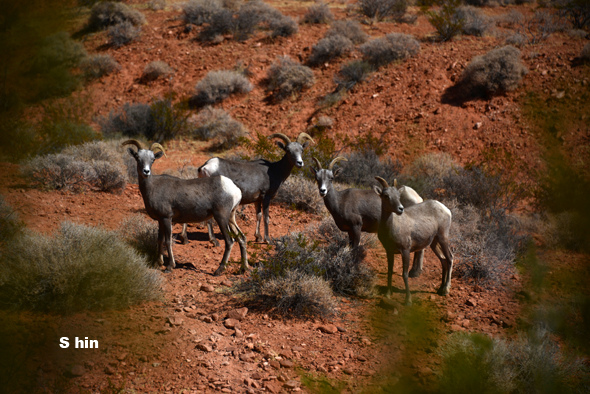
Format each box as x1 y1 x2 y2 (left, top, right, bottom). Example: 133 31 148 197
1 1 588 392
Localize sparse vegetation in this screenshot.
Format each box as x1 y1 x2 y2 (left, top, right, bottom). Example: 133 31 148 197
182 0 223 25
108 21 142 48
192 70 253 106
266 56 315 100
80 54 121 80
86 1 146 31
325 19 368 44
458 45 528 98
307 35 353 67
269 15 298 38
142 61 174 82
553 0 590 30
338 149 402 188
356 0 408 22
334 60 374 92
0 198 23 246
192 106 247 150
360 33 420 68
427 0 464 42
582 42 590 62
148 0 167 11
119 214 160 267
456 5 493 36
302 2 334 24
275 175 324 214
0 222 162 313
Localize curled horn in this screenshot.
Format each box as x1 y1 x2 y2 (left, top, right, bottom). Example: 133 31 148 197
328 156 348 170
269 133 291 145
375 176 389 189
297 132 315 145
122 139 144 150
394 179 398 188
312 157 322 169
150 142 167 158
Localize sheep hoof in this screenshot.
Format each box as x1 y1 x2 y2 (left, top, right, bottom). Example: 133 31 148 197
437 288 450 296
255 235 263 243
213 266 225 276
408 269 422 278
163 267 173 273
404 299 412 306
179 236 189 245
211 239 220 247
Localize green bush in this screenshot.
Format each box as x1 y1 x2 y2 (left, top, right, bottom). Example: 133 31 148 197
266 56 315 101
302 2 334 24
360 33 420 68
192 70 253 106
192 106 247 150
80 54 121 80
108 21 142 48
427 0 464 42
458 45 528 98
307 35 353 67
0 222 162 313
87 1 146 31
182 0 223 25
357 0 407 22
325 19 368 44
119 214 160 267
141 61 174 82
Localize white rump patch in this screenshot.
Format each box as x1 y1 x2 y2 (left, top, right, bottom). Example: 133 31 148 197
435 200 452 218
220 176 242 208
199 158 220 178
399 186 423 206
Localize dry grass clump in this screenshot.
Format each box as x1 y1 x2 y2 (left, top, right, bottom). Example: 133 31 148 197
87 1 146 31
302 2 334 24
360 33 420 68
119 214 160 267
0 198 23 246
266 56 315 101
275 175 325 214
192 106 247 150
456 5 493 36
337 149 402 188
148 0 167 11
108 21 142 47
141 61 174 82
307 35 354 67
80 54 121 80
192 70 253 106
356 0 408 22
0 222 162 313
427 0 464 42
325 19 368 44
182 0 223 25
458 45 527 98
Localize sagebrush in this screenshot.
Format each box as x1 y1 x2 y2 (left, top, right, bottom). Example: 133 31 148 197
266 56 315 100
192 106 247 150
360 33 420 68
192 70 253 106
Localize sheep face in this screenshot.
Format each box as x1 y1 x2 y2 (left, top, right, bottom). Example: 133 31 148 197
128 148 164 179
373 185 404 215
277 141 309 168
311 167 342 197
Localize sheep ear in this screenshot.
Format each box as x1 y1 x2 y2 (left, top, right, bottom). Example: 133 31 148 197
310 167 317 176
276 141 286 151
333 168 342 178
154 151 164 160
373 186 382 196
302 141 310 149
127 147 138 158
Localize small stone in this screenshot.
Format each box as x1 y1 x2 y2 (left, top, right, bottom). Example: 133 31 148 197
116 353 128 361
474 122 483 130
167 316 184 326
357 355 367 362
461 319 470 328
104 365 116 375
69 364 85 377
234 328 244 338
196 343 213 352
240 352 256 362
224 318 240 329
279 359 294 369
270 360 281 370
337 326 347 333
265 381 282 394
466 298 477 307
343 368 353 375
202 316 213 323
442 312 456 322
221 280 233 287
201 284 215 292
450 324 463 331
317 324 338 334
284 380 300 390
434 107 442 115
227 307 249 321
211 313 220 321
251 372 264 380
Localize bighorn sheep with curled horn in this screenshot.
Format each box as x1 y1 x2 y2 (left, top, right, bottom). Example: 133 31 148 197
373 176 454 305
123 140 249 275
310 157 427 274
180 132 314 244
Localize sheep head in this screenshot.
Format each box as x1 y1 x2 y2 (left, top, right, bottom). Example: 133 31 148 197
373 176 404 215
122 140 167 179
270 132 315 168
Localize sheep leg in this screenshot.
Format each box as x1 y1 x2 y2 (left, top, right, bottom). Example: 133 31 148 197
409 250 424 278
431 239 451 296
157 225 165 267
162 218 175 273
254 201 263 243
349 226 362 248
229 209 250 273
179 223 189 245
213 215 235 276
401 249 412 306
262 197 272 243
385 248 395 298
206 219 220 247
438 239 454 295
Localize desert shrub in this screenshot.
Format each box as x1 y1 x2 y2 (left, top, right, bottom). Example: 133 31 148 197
192 106 247 150
303 2 334 24
326 19 368 44
308 35 354 67
119 214 160 266
334 60 374 92
360 33 420 68
401 152 457 197
192 70 253 106
275 175 324 214
199 8 235 42
148 0 167 11
80 54 121 80
269 15 298 38
0 198 23 247
108 21 142 47
182 0 223 25
456 6 493 36
582 42 590 62
37 121 99 156
541 211 588 251
458 45 527 98
568 28 588 39
335 149 402 188
505 32 527 47
0 222 162 313
553 0 590 30
266 56 315 100
427 0 464 42
100 98 190 142
87 1 146 31
439 330 583 394
142 61 174 82
357 0 408 22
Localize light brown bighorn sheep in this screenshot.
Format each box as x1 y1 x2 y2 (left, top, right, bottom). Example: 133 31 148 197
181 132 314 244
373 176 453 305
123 140 249 275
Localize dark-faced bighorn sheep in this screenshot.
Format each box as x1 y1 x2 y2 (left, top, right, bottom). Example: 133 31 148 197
373 176 453 305
311 156 426 275
180 132 314 244
123 140 249 275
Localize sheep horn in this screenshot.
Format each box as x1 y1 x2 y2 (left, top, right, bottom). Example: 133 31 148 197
122 139 144 151
375 176 389 189
312 157 322 169
269 133 291 145
394 179 398 188
297 132 315 145
150 142 167 158
328 156 348 170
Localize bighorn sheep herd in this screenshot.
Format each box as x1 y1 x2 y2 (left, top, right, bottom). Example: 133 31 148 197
124 134 454 305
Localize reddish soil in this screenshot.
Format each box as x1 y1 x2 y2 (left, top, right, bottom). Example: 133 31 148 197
1 1 588 392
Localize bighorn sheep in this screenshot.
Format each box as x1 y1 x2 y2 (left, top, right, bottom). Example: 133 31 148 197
311 157 426 274
123 140 249 276
373 176 453 305
180 132 314 244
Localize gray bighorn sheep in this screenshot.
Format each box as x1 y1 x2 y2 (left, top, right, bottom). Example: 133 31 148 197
180 132 314 244
123 140 249 276
373 176 454 305
310 156 426 275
